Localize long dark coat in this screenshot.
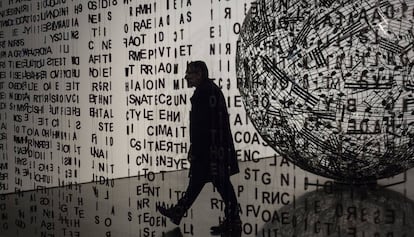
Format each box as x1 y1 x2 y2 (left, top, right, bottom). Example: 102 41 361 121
189 79 239 182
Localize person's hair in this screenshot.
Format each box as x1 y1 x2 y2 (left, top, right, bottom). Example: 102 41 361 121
188 61 208 79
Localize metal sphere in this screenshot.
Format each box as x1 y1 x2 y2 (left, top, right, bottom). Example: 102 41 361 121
236 0 414 182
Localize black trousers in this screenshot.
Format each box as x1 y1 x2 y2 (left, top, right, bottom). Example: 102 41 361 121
177 173 239 220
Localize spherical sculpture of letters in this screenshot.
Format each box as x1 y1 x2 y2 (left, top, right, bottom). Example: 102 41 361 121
236 0 414 182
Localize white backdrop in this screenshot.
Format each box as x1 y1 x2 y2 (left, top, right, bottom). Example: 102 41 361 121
0 0 276 193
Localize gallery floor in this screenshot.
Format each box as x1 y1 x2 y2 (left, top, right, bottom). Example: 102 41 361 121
1 158 414 237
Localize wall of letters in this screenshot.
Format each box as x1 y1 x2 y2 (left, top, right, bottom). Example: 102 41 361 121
0 0 278 193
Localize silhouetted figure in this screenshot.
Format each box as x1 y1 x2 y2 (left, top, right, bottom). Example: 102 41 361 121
158 61 241 234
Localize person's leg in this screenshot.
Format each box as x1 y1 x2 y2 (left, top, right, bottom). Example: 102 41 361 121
212 175 240 221
158 175 206 225
176 175 206 210
210 175 241 234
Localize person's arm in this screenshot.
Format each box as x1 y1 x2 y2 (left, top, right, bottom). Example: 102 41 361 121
190 90 211 159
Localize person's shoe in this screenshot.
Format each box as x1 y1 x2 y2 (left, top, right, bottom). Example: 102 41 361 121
210 218 242 235
157 206 185 225
162 227 183 237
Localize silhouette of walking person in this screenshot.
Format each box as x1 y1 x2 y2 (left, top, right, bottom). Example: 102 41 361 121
158 61 241 235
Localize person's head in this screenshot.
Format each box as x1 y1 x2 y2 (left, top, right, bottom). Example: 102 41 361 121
185 61 209 88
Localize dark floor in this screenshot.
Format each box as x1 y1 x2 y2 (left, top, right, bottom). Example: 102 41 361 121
1 158 414 237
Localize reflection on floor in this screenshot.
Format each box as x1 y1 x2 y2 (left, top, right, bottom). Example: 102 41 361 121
1 158 414 237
